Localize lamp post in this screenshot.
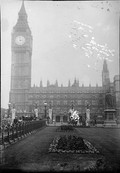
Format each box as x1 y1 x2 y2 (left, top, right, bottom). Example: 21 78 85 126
44 102 47 119
7 103 11 126
71 101 74 110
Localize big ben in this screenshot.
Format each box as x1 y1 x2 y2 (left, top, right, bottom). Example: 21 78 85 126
8 1 119 122
9 1 32 111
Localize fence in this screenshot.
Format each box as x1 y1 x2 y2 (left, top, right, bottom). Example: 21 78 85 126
0 120 46 147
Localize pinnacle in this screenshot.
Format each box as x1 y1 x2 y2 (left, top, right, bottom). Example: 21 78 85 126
103 59 108 72
19 0 27 16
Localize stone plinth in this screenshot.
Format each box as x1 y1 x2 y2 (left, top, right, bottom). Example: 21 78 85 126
104 109 117 127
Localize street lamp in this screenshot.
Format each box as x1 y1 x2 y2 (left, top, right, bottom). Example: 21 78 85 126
71 101 74 110
44 102 47 119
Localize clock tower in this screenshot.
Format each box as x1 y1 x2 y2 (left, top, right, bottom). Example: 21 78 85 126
9 1 32 111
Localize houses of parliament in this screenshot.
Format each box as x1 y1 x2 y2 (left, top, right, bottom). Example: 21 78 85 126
9 2 120 122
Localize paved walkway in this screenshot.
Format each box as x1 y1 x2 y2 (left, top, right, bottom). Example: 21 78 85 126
0 126 120 171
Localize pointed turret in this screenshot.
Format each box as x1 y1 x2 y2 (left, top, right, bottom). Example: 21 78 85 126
77 79 79 87
103 59 109 72
68 80 71 87
18 0 27 17
55 80 58 87
47 80 50 87
13 0 31 32
40 80 43 87
74 77 77 84
72 77 79 87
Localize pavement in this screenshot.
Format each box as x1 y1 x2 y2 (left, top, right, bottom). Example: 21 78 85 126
0 126 120 171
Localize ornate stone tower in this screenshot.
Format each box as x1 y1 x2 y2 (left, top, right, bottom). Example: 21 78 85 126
102 59 110 91
9 1 32 111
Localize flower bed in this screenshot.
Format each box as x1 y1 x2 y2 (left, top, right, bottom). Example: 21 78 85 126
49 135 99 154
57 125 74 132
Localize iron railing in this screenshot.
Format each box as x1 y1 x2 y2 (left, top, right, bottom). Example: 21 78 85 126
0 120 46 147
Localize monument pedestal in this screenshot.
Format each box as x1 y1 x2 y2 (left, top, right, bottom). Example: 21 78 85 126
104 109 117 127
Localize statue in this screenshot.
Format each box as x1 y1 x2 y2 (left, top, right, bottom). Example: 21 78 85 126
104 92 117 127
34 103 38 118
86 104 90 126
105 92 115 109
48 108 52 123
69 109 79 126
86 109 90 126
11 105 16 125
34 108 38 118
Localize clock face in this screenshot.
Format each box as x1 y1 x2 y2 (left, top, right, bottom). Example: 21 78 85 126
15 36 25 45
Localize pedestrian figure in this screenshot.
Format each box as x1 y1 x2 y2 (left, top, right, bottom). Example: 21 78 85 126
13 116 18 125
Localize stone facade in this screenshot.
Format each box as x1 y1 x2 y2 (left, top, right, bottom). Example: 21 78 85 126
9 1 32 111
9 2 120 122
28 83 105 120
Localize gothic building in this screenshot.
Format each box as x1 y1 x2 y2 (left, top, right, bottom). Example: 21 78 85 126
9 2 120 122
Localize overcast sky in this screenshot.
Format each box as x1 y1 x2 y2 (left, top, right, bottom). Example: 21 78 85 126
1 0 119 108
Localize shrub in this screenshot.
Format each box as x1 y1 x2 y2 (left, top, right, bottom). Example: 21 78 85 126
60 125 74 131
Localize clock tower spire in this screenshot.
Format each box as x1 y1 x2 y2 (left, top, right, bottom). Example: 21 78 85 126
9 1 33 111
13 0 31 33
19 0 26 15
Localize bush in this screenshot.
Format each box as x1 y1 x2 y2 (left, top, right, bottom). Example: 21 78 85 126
60 125 74 131
96 120 104 124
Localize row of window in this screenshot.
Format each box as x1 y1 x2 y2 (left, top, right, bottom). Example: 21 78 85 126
16 106 104 114
31 89 103 94
29 100 102 106
10 94 104 106
28 94 101 100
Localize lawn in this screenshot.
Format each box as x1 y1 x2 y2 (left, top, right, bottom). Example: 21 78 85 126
0 126 120 172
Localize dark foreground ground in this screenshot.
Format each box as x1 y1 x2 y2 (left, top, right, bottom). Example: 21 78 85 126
0 126 120 172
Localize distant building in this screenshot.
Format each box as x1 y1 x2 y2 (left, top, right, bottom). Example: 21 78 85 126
9 1 120 122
